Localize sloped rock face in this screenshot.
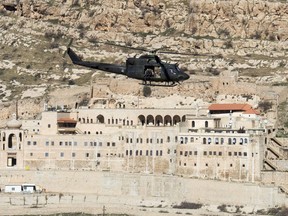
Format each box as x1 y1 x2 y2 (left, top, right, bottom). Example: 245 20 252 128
3 0 288 41
188 0 288 41
0 0 288 128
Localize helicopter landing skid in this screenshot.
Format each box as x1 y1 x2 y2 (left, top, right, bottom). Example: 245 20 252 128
141 81 177 87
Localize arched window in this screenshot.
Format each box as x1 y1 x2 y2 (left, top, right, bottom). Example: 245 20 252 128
228 138 232 145
173 115 181 125
205 121 208 128
167 136 170 143
138 115 145 126
182 115 186 122
192 121 195 128
180 137 184 144
203 138 207 144
164 115 172 126
208 138 212 144
8 134 17 149
155 115 163 126
96 115 104 124
221 138 224 145
185 137 188 144
233 138 236 144
240 138 243 145
215 138 219 144
147 115 154 125
190 137 194 143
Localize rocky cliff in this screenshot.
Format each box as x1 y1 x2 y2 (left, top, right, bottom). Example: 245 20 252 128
0 0 287 129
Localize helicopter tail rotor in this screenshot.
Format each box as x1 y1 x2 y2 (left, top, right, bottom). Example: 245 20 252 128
62 38 74 58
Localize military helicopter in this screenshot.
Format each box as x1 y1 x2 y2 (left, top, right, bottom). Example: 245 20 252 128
67 45 190 86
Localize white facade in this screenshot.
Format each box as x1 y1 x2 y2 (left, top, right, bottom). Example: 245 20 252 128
0 104 269 182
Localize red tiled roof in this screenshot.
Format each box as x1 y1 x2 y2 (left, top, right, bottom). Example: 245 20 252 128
208 103 259 115
208 104 252 111
244 109 260 115
57 118 77 123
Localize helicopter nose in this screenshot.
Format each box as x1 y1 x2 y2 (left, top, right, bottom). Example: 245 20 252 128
179 73 190 81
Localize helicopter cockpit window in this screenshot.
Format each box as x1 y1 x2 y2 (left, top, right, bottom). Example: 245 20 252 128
175 65 181 72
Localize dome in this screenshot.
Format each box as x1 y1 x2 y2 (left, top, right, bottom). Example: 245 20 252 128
7 113 22 129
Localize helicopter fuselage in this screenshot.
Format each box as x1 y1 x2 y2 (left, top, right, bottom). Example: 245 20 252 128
67 48 189 85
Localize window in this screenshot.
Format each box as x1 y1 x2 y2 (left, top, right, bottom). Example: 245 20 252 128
221 138 224 145
112 142 115 147
218 152 222 156
190 137 194 143
84 142 88 146
203 151 207 156
97 153 101 157
228 152 232 156
48 124 51 128
107 142 110 147
203 138 207 144
51 141 54 146
45 152 49 157
192 121 195 128
46 141 49 146
234 152 237 156
215 138 219 145
72 152 76 157
86 153 89 158
244 152 247 157
60 152 64 157
205 121 208 128
60 141 63 146
194 151 197 155
228 138 232 145
74 142 77 146
27 141 31 145
33 141 37 145
30 153 33 156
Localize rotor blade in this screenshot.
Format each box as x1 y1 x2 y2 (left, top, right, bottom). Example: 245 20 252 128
158 50 221 58
98 41 149 52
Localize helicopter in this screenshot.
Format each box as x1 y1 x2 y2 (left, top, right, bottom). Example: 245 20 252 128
67 46 190 86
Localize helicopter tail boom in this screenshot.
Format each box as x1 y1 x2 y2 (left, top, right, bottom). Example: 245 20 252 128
67 48 126 75
67 48 82 63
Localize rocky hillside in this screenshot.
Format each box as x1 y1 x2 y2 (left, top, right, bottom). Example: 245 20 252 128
0 0 288 130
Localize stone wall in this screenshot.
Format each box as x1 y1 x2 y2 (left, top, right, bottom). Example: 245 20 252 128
0 170 287 209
